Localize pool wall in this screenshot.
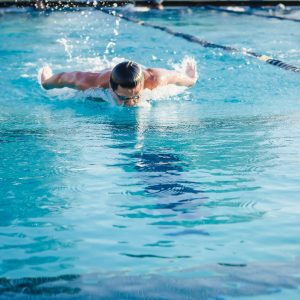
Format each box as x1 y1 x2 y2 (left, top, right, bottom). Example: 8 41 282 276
0 0 300 7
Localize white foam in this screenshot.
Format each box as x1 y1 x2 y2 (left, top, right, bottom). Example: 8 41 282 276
37 66 44 87
170 56 198 79
141 85 186 101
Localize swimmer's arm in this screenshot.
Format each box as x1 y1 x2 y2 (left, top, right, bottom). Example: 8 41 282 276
149 62 197 88
41 66 111 90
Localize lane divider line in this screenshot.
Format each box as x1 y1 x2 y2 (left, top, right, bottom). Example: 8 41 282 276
100 8 300 74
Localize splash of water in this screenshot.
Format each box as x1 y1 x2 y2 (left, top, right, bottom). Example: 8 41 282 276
103 14 121 57
38 57 197 104
170 56 198 80
57 38 73 60
139 56 198 102
104 42 116 55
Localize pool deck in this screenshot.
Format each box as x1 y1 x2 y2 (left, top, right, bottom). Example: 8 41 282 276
0 0 300 7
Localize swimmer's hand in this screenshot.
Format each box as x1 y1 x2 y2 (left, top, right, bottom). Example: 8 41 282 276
41 66 53 89
185 61 197 85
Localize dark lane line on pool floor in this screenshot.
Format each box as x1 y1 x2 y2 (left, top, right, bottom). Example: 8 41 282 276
100 8 300 74
205 5 300 23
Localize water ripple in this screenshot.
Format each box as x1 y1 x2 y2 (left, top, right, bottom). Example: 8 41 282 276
165 229 210 237
121 253 190 259
150 212 265 227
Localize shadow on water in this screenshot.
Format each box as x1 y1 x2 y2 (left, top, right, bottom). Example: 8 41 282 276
102 106 271 229
1 258 300 299
104 113 210 228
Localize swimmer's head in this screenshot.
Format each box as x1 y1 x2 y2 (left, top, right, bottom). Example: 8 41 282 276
110 61 144 91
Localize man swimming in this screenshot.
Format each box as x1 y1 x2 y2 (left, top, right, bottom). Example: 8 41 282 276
41 60 197 107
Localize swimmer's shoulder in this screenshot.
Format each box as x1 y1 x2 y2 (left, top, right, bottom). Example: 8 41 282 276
95 68 112 89
75 69 112 90
143 68 162 90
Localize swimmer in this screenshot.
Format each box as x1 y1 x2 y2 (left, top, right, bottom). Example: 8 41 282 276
41 60 197 107
148 0 164 10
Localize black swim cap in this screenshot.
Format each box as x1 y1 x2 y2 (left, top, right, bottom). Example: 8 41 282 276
110 61 143 91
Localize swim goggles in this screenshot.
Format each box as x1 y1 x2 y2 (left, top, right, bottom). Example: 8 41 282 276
115 93 141 102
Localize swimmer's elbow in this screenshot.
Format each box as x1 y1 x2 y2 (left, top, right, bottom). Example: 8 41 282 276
41 72 67 90
187 78 197 87
41 80 52 90
165 73 197 87
173 78 196 87
182 75 197 87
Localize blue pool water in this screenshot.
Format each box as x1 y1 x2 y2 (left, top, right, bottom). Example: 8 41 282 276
0 6 300 299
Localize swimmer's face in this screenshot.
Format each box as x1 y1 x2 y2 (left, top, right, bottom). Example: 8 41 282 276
114 82 143 107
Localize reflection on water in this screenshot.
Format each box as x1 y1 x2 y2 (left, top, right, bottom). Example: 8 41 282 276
1 98 298 296
1 258 300 298
1 7 300 299
106 109 269 231
0 274 80 296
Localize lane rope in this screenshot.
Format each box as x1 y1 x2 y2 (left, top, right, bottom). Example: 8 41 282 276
205 6 300 23
100 8 300 73
100 8 300 74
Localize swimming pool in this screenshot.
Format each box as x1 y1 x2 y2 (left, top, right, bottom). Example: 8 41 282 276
1 6 300 299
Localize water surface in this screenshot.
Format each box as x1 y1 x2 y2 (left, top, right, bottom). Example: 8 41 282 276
0 7 300 299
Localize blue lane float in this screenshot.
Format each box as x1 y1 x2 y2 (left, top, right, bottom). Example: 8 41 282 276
100 8 300 74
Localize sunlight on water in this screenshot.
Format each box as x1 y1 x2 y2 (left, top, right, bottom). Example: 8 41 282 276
0 6 300 299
